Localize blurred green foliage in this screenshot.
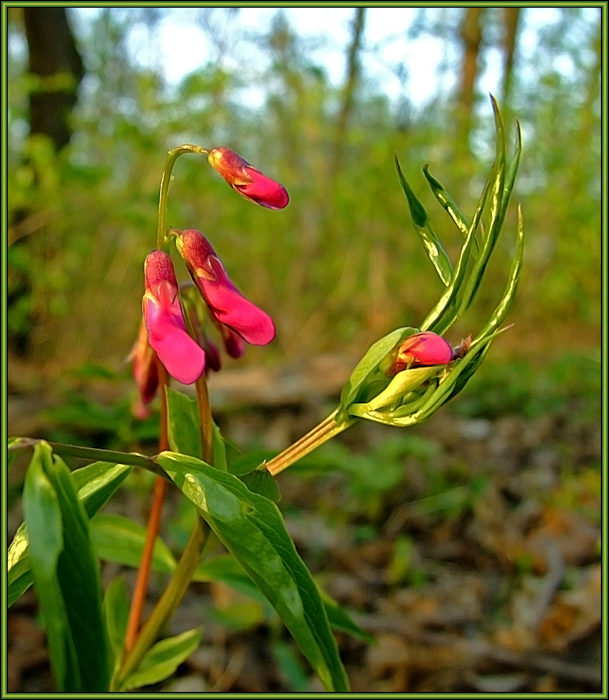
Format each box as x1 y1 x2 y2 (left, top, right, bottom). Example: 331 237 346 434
7 7 600 380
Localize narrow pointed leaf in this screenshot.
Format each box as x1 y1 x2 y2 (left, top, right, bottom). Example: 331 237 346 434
103 577 130 674
23 443 111 691
90 513 177 573
475 206 524 343
166 386 202 459
120 628 202 691
157 451 349 692
8 461 131 607
422 164 472 241
419 176 490 333
394 153 453 285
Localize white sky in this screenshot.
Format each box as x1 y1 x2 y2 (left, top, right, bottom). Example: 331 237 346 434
71 5 596 113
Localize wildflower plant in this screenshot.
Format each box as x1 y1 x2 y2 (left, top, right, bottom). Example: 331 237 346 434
8 97 523 692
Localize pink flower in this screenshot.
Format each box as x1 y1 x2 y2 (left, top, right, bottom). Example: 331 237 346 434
130 319 160 404
142 250 206 384
389 331 453 375
208 147 289 209
173 228 276 346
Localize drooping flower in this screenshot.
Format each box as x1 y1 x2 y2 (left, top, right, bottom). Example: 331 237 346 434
130 318 160 403
128 318 160 418
142 250 206 384
173 228 276 346
388 331 453 375
207 147 289 209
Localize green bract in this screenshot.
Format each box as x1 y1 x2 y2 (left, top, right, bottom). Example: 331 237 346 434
338 96 524 428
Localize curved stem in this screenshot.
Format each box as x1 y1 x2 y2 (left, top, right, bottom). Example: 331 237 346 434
156 144 209 249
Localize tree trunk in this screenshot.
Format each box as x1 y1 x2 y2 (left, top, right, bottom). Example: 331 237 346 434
330 7 366 178
501 8 521 106
456 7 485 149
23 7 84 150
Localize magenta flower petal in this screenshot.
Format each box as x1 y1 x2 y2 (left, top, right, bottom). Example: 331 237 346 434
390 331 453 375
208 147 289 210
237 166 290 209
143 251 206 384
220 325 246 359
174 229 276 346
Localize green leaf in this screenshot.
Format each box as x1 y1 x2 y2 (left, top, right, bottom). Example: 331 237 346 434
103 577 130 674
166 386 202 459
7 523 33 607
454 96 508 321
239 465 281 502
120 628 202 691
475 206 524 343
420 161 494 334
272 639 311 691
194 555 374 643
23 443 111 691
8 461 131 607
422 164 471 239
157 451 350 692
193 554 269 603
72 461 133 517
211 418 227 472
338 327 415 415
394 153 453 285
90 513 177 573
319 590 375 644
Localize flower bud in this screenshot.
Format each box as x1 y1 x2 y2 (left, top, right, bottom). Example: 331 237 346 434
173 228 276 346
208 147 289 209
388 331 453 376
130 319 160 405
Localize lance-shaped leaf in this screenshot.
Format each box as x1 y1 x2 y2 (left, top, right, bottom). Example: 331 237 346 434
166 386 202 459
454 96 509 320
8 461 131 607
156 451 350 692
120 628 202 691
338 327 416 418
394 153 453 286
419 171 492 334
422 164 477 249
23 443 111 691
473 205 524 346
90 513 177 573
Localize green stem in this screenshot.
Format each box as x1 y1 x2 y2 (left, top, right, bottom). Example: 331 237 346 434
114 516 209 690
266 410 354 476
156 144 209 249
115 347 215 688
8 438 164 477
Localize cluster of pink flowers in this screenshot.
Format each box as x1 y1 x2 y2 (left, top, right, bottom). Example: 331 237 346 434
131 148 288 416
130 145 462 418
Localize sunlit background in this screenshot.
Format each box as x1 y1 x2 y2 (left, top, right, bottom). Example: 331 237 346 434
7 6 601 380
6 7 603 694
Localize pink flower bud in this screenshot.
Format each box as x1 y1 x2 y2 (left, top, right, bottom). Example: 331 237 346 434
142 250 206 384
389 331 453 375
129 319 160 405
173 229 276 346
208 147 289 209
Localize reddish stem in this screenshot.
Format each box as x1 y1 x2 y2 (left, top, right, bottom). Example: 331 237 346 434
124 362 170 652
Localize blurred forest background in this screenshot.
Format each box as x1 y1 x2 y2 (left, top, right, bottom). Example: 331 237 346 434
6 6 601 375
6 6 603 694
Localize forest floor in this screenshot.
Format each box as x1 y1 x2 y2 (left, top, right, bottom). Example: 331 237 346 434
7 352 603 693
